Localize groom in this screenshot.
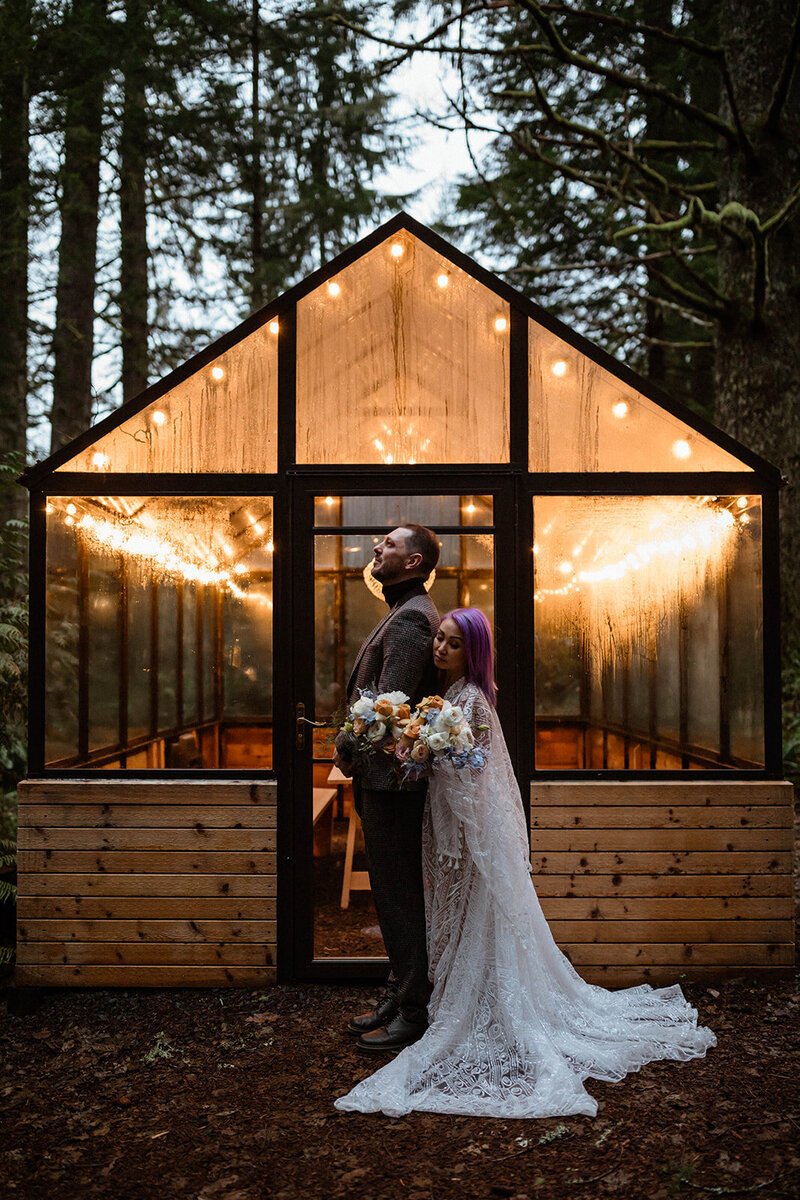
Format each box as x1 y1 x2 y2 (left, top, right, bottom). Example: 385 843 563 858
333 523 440 1052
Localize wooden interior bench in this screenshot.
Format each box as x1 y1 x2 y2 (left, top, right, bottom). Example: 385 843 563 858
312 788 336 857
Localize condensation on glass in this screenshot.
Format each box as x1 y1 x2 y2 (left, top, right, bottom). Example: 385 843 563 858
296 234 511 465
45 496 274 769
56 323 279 474
529 321 751 473
312 494 495 959
532 494 763 770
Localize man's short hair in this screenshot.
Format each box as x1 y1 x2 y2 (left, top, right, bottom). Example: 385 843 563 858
400 523 440 576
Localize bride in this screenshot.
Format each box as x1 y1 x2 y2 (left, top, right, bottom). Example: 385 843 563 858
335 607 716 1119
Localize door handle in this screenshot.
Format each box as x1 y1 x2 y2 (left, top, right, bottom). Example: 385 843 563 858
295 701 306 750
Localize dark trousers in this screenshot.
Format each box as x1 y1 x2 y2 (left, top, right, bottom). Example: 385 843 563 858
354 779 432 1025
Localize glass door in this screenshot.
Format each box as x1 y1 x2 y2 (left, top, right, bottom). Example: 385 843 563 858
290 482 515 978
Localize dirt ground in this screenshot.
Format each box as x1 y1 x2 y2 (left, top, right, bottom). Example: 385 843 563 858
1 974 798 1200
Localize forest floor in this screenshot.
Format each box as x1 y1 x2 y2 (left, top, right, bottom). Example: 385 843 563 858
1 974 799 1200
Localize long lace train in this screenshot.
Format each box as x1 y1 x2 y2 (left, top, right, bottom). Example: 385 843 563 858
335 680 716 1119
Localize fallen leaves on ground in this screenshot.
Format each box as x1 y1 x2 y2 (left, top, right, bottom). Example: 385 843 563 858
1 977 798 1200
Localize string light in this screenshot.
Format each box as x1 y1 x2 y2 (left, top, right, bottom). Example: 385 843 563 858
92 452 109 469
324 496 334 507
494 315 508 333
327 281 341 298
210 365 225 381
672 439 691 459
268 319 280 335
151 410 167 426
736 496 748 508
551 359 568 377
55 504 273 602
390 243 404 258
612 401 629 418
436 273 449 289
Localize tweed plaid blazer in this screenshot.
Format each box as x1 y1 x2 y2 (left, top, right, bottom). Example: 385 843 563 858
335 582 440 791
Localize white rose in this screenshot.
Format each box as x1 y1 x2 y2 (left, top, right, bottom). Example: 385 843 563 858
390 723 407 740
438 703 463 730
351 697 374 719
365 720 387 743
453 726 475 751
381 691 410 707
426 731 450 753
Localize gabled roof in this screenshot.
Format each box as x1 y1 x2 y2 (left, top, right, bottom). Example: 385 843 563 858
20 212 781 486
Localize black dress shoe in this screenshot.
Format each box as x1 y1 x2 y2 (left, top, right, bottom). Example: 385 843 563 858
357 1013 428 1053
346 996 399 1037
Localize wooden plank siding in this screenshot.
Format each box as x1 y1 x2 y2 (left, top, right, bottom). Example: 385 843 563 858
530 781 796 987
15 780 277 988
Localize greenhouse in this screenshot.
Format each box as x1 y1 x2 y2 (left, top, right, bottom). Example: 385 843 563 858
16 214 794 989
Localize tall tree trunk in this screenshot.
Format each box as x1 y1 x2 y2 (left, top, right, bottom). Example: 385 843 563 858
714 0 800 645
50 0 108 451
0 0 31 506
250 0 264 308
120 0 149 401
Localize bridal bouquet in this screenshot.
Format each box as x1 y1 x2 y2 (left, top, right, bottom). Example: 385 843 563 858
341 688 412 759
394 694 487 784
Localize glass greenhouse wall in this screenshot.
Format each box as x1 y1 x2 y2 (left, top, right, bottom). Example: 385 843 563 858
45 496 274 769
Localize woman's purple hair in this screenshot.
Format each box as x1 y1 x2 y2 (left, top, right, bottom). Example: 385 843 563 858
442 607 497 706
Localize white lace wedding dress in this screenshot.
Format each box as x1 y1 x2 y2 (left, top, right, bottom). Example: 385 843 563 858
335 679 716 1119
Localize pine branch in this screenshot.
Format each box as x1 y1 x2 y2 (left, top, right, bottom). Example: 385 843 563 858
539 2 724 61
515 0 740 146
765 3 800 133
646 263 730 321
325 9 546 59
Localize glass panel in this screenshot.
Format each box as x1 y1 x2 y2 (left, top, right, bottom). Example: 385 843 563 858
87 551 121 751
56 323 279 473
45 518 79 763
159 583 178 731
314 494 493 527
312 499 495 959
529 321 752 472
533 495 764 770
45 496 274 769
297 232 510 465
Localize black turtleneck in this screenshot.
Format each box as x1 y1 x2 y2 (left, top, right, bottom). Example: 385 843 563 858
382 576 427 608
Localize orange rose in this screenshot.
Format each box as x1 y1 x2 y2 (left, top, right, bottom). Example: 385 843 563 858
353 717 366 736
404 723 422 741
374 698 394 718
396 704 411 722
381 738 397 755
419 695 444 711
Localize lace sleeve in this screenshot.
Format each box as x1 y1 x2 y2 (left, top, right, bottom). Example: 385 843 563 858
458 685 493 774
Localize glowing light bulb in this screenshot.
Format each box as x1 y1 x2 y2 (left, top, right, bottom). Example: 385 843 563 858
327 281 341 298
465 503 476 514
436 273 449 289
532 543 539 555
67 503 77 516
612 400 629 419
736 496 748 509
152 410 167 425
672 439 692 460
494 315 508 333
324 496 334 507
65 515 74 526
253 523 264 536
92 451 109 468
551 359 568 377
46 503 53 514
268 319 280 335
739 513 750 524
211 365 225 381
266 540 274 553
558 561 574 576
390 242 404 258
385 453 393 464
